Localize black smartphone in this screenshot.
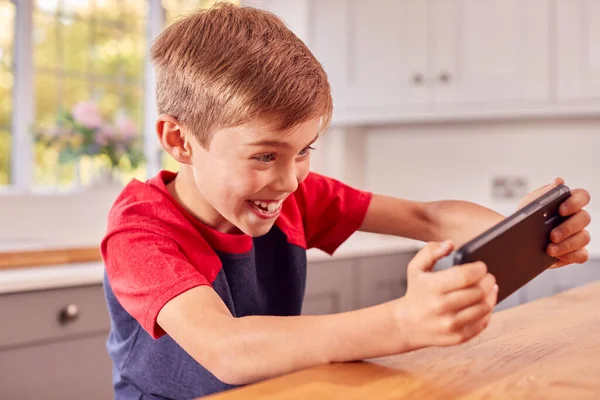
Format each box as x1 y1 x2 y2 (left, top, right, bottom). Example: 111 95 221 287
453 184 571 303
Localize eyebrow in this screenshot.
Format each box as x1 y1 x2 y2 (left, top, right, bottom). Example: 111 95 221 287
247 132 319 149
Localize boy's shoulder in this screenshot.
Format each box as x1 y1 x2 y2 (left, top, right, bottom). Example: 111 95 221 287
107 170 179 229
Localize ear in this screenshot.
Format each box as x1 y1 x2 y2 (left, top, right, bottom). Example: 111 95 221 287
156 114 193 165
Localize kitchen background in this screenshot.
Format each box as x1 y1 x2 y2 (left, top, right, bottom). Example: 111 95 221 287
1 0 599 398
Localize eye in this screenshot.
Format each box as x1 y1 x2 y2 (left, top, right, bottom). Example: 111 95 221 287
253 153 276 164
298 146 315 156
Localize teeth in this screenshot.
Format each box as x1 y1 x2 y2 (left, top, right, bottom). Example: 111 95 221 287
250 200 282 213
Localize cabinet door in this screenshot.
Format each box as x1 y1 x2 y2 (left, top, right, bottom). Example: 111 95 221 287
494 286 527 312
551 260 600 294
556 0 600 101
309 0 429 118
356 253 412 309
0 334 112 400
522 268 558 303
302 259 356 315
431 0 549 105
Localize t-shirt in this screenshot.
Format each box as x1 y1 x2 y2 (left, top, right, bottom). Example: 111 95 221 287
101 170 372 399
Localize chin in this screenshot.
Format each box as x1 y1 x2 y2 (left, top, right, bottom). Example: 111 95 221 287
238 221 274 237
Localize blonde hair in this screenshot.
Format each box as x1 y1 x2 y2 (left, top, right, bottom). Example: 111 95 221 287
150 3 333 147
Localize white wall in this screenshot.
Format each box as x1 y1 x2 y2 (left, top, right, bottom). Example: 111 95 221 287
0 117 597 248
0 187 121 248
362 118 599 216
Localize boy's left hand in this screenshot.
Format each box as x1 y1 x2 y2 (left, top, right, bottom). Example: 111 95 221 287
518 178 591 269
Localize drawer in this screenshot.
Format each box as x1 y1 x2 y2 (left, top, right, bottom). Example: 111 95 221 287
0 284 110 349
0 333 113 400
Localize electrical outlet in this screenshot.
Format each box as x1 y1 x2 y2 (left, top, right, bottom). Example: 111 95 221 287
491 176 528 200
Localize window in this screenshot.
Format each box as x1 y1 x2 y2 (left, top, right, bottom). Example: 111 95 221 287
33 0 147 188
0 0 15 185
2 0 239 191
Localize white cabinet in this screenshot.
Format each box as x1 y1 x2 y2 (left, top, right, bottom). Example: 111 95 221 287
310 0 429 115
431 0 549 105
307 0 551 122
555 0 600 102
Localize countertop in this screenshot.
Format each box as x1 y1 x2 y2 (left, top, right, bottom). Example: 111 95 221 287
205 280 600 400
0 232 421 294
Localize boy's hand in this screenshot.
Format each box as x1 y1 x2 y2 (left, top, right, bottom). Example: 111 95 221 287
397 241 498 351
518 178 591 269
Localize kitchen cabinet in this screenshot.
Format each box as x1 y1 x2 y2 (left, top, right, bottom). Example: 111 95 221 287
555 0 600 102
302 251 416 315
513 259 600 306
302 258 356 315
0 284 112 400
431 0 549 105
307 0 550 122
356 253 410 309
309 0 429 115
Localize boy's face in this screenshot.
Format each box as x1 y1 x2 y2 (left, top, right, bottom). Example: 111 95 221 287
187 117 320 237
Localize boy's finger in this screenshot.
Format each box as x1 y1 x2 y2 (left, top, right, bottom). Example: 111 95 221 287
441 273 496 312
407 240 454 275
450 300 492 332
459 312 492 342
432 261 487 293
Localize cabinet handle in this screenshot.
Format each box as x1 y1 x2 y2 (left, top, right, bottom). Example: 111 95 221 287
411 73 424 85
58 303 80 325
439 71 451 83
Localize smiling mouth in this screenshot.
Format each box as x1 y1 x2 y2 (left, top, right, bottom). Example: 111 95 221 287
247 200 282 215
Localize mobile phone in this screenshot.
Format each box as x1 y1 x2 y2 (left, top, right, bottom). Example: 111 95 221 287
453 184 571 303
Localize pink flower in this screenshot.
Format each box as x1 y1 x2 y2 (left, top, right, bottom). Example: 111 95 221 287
95 124 115 146
72 101 103 129
115 115 138 140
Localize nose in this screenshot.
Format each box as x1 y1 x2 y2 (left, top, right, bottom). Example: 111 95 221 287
272 163 299 194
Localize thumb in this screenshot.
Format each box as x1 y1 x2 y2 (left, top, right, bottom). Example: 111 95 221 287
408 240 454 276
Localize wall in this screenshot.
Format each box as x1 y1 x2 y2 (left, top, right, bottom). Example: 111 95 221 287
363 118 599 215
0 117 597 248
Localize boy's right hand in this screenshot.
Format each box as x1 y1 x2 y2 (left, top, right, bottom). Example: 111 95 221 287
396 240 498 350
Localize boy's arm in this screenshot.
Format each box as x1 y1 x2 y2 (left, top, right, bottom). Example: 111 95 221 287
157 241 497 386
360 178 591 267
359 193 503 246
157 284 404 385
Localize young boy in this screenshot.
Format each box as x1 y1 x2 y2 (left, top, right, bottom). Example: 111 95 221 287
101 4 591 399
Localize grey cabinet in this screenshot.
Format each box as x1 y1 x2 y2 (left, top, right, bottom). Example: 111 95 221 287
302 258 356 315
498 258 600 310
356 253 411 309
0 284 112 400
302 251 416 315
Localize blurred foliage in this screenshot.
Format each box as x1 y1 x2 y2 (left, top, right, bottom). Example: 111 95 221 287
1 0 238 188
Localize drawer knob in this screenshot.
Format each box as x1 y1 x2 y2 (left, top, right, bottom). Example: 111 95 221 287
58 303 80 325
412 73 424 85
439 71 451 83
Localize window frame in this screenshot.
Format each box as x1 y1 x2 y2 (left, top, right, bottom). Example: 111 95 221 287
6 0 163 193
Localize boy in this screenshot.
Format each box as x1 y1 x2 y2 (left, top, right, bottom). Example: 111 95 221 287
101 4 591 399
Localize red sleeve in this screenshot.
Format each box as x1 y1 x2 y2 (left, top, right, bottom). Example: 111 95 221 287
295 172 372 254
101 229 216 339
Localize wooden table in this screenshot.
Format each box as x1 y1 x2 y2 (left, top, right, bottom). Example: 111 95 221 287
206 280 600 399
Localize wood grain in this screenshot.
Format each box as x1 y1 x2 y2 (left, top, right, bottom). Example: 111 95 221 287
0 246 101 270
206 280 600 399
